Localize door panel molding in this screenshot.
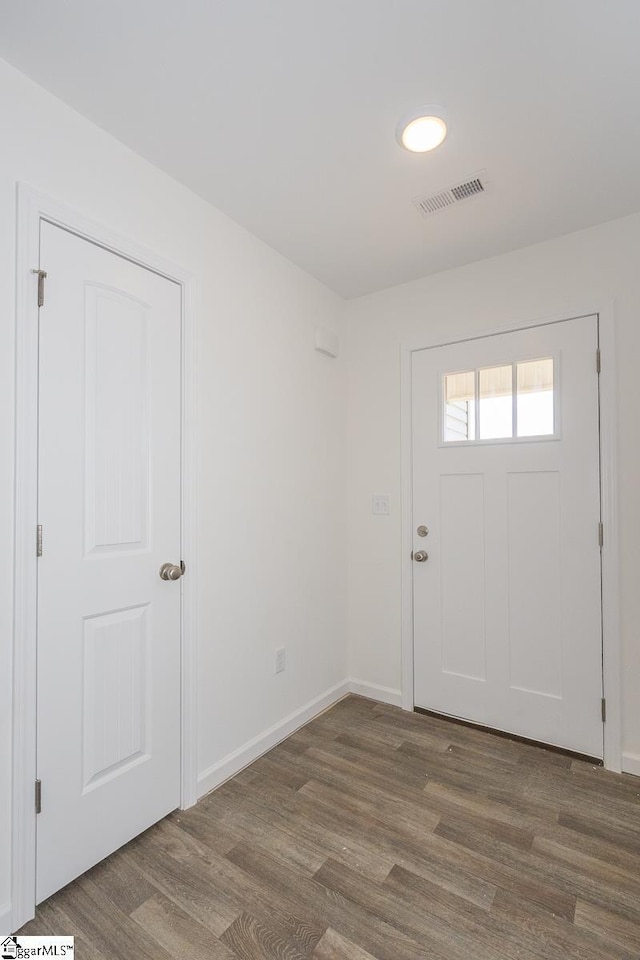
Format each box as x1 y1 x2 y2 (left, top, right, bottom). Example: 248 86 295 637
400 305 621 771
11 183 198 931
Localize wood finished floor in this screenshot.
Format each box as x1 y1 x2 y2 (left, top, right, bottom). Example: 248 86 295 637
20 695 640 959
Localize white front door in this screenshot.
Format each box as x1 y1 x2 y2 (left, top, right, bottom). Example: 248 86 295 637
36 222 183 903
411 315 603 757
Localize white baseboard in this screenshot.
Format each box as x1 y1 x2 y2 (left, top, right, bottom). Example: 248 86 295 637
0 901 12 936
197 680 350 797
348 679 403 707
622 752 640 777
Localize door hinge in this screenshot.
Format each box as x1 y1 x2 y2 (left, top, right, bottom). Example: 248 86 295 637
596 348 601 374
36 524 43 557
598 521 604 548
601 698 607 723
31 268 47 308
35 779 42 815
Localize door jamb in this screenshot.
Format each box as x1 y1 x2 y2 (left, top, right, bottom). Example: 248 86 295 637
400 305 621 772
12 183 199 931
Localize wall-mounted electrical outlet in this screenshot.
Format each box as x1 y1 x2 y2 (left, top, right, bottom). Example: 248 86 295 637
275 647 286 674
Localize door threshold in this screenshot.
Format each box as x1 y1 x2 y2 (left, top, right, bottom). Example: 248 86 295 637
413 706 603 766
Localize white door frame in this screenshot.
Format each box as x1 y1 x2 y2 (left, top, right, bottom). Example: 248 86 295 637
400 306 622 772
11 184 199 931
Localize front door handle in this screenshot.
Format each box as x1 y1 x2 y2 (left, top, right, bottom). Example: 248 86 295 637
413 550 428 563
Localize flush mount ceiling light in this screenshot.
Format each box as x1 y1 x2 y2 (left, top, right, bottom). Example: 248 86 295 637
396 106 448 153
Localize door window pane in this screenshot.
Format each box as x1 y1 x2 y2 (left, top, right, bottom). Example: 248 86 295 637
516 358 554 437
444 371 475 441
478 365 512 439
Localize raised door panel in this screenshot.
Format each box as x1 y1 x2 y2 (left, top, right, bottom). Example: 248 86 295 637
82 604 150 792
84 285 150 556
440 473 487 682
507 471 562 699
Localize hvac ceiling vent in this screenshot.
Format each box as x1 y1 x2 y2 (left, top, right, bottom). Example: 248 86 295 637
413 172 488 218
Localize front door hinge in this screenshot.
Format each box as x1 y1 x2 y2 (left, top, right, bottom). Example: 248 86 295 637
35 779 42 815
601 698 607 723
36 524 43 557
598 521 604 548
596 348 601 374
31 268 47 308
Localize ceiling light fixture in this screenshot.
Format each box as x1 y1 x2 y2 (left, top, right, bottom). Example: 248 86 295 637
396 106 448 153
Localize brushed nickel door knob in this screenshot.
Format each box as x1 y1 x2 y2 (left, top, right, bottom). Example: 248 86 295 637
159 562 183 581
413 550 429 563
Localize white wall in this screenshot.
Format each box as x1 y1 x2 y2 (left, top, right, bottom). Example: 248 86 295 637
346 212 640 769
0 58 347 926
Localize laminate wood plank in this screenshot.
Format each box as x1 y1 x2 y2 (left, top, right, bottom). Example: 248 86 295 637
398 738 541 799
282 774 438 854
194 776 398 882
20 899 110 960
248 758 310 792
312 927 381 960
385 864 575 960
166 805 240 857
530 837 640 921
299 777 440 846
309 737 438 792
435 813 640 921
80 849 158 915
278 734 313 755
332 725 409 752
121 829 241 936
260 742 439 818
180 782 330 877
324 857 538 960
525 768 640 827
574 899 640 955
240 771 495 910
131 894 237 960
18 900 74 939
293 745 435 808
224 841 449 960
423 778 555 830
50 874 176 960
137 824 329 953
220 912 319 960
489 887 635 960
374 705 570 767
558 811 640 853
435 808 535 853
534 818 640 879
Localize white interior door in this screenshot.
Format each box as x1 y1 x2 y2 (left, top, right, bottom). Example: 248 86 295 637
36 222 183 903
411 315 603 757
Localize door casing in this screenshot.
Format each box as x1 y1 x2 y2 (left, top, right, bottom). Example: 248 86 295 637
11 184 199 931
400 307 621 772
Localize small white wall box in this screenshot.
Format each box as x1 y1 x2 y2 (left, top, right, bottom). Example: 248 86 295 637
314 326 340 358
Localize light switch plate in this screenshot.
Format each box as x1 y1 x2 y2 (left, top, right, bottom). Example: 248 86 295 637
372 494 390 516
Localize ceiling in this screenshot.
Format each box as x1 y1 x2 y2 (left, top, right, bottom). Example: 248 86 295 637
1 1 640 298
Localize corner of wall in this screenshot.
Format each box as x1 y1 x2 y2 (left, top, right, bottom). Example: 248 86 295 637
348 679 402 707
622 753 640 777
197 679 350 797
